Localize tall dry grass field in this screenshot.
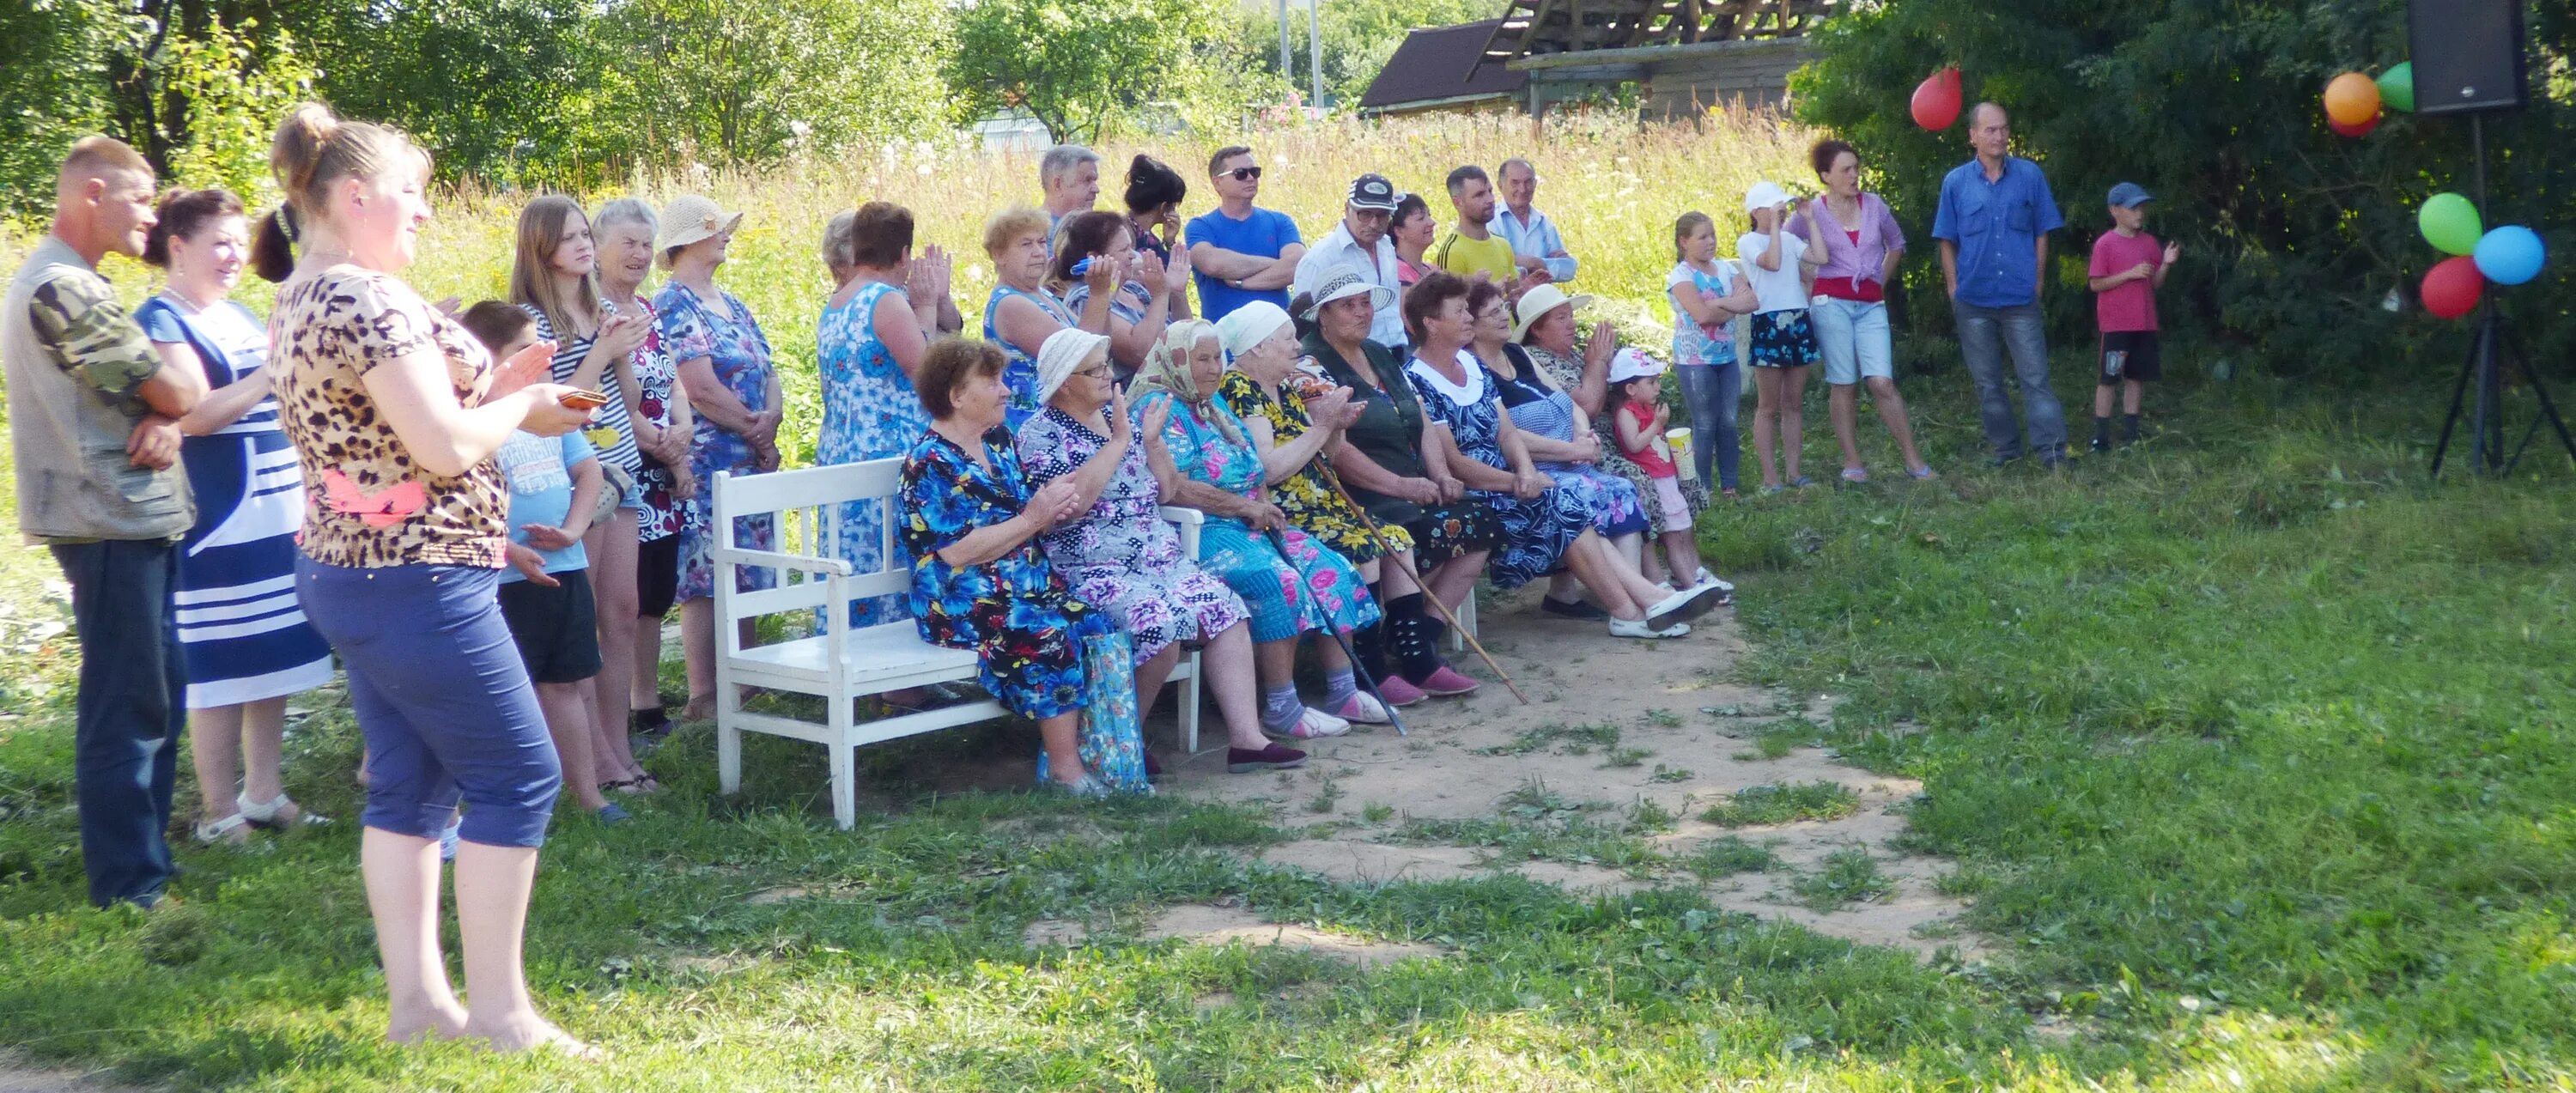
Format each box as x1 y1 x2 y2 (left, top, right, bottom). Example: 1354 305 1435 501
5 111 1817 462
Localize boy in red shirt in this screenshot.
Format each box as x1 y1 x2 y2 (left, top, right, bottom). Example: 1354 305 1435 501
2086 182 2181 452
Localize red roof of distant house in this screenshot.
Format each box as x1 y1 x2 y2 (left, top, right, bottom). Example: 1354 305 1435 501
1359 20 1529 112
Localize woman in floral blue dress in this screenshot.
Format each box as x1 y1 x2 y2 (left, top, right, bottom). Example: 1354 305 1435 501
1016 331 1309 774
897 339 1152 796
653 196 781 720
982 208 1113 428
1133 321 1380 740
817 201 952 628
1400 272 1725 640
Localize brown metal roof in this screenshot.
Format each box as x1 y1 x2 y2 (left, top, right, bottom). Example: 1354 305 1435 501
1358 20 1529 111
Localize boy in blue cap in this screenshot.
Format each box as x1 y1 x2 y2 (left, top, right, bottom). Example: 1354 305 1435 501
2086 182 2181 451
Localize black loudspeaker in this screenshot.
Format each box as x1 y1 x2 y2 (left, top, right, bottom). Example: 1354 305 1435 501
2409 0 2528 115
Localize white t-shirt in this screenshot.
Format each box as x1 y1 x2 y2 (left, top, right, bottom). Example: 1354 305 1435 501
1737 231 1810 315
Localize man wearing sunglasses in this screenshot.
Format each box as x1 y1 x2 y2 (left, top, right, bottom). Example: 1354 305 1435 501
1187 146 1304 323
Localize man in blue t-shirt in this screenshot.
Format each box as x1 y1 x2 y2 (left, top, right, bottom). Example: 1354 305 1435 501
1932 101 2068 466
1186 145 1303 322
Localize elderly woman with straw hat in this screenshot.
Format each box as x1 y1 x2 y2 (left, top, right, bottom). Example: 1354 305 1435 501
1012 329 1309 774
1135 318 1383 738
653 194 781 722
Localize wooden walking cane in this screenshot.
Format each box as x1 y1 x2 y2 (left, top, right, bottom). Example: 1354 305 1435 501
1317 465 1528 705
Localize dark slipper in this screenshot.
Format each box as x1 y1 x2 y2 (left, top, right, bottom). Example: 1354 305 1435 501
1540 596 1608 621
1227 744 1308 774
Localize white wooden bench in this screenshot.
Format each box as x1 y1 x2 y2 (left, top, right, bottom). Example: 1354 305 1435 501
709 460 1202 829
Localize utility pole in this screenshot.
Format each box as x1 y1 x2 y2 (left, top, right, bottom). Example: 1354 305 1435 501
1277 0 1290 82
1308 0 1322 108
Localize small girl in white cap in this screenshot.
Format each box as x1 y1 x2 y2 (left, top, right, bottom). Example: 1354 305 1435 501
1607 349 1724 598
1741 179 1820 492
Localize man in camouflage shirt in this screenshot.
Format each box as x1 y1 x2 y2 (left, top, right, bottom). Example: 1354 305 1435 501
4 137 209 908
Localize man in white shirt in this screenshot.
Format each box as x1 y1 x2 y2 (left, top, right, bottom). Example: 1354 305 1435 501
1291 173 1407 351
1492 156 1577 286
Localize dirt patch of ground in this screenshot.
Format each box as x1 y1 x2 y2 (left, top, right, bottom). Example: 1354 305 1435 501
1168 586 1987 961
0 1056 153 1093
1024 903 1449 969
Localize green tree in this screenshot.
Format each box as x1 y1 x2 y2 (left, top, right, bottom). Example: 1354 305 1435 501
0 0 140 222
158 16 315 202
1792 0 2576 374
597 0 957 166
308 0 602 186
951 0 1245 143
1232 0 1500 109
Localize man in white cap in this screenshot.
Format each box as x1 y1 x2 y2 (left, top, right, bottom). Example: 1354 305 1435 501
1492 157 1577 286
1291 173 1407 352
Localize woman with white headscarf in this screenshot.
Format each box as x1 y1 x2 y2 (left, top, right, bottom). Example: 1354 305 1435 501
1012 329 1307 774
1134 319 1382 739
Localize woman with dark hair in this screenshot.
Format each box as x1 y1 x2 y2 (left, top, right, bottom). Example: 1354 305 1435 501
898 337 1150 795
509 193 653 793
135 187 333 845
1402 272 1721 640
260 101 595 1055
1122 154 1193 319
1791 138 1931 482
1048 209 1188 376
817 201 952 625
1391 193 1437 287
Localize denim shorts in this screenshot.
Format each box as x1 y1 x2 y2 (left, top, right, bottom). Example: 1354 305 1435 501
1809 297 1893 385
299 560 562 847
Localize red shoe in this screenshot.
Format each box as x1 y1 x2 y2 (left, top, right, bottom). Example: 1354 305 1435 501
1413 666 1480 697
1373 674 1429 707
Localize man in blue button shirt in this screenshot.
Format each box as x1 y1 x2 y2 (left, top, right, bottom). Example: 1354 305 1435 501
1932 102 2068 465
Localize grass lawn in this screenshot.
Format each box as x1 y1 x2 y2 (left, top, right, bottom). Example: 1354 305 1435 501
3 329 2573 1089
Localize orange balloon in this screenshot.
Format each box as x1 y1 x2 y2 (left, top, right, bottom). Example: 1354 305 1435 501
2324 72 2381 126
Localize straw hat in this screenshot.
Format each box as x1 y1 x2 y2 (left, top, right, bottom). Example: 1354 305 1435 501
655 195 744 253
1510 282 1594 343
1299 270 1394 320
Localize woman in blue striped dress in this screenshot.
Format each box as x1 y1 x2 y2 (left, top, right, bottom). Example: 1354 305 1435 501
133 188 332 843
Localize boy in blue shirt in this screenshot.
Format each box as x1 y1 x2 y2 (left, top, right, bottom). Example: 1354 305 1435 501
460 302 625 823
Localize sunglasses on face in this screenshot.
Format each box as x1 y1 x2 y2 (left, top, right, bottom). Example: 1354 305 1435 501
1222 167 1263 181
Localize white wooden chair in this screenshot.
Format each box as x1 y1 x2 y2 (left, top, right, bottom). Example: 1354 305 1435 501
710 461 1200 829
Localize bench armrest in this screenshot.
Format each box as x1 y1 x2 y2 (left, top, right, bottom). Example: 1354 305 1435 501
712 548 854 577
1157 505 1205 526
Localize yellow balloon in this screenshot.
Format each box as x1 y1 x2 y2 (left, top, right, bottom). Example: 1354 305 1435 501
2324 72 2381 126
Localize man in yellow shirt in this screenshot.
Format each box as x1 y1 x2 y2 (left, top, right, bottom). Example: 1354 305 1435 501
1431 165 1518 285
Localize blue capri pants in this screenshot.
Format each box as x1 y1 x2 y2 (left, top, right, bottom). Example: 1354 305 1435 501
297 559 562 848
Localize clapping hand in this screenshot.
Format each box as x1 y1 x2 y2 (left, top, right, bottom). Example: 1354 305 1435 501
907 246 954 304
597 310 649 361
1301 384 1355 429
489 339 562 398
1589 319 1617 349
1027 479 1082 529
1107 385 1136 443
1162 246 1193 295
1135 392 1171 445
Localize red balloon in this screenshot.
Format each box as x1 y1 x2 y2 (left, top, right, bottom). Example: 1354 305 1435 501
1911 66 1963 131
2328 111 2380 137
2421 256 2484 319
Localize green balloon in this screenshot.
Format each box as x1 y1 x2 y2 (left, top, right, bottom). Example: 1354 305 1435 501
2420 192 2482 256
2378 62 2415 112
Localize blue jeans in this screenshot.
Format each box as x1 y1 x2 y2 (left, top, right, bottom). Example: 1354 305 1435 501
300 561 562 848
1953 301 2066 459
1674 361 1742 490
52 539 187 908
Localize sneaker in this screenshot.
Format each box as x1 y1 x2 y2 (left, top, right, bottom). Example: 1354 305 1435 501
1643 583 1725 629
1375 673 1429 707
1227 743 1309 773
1691 568 1735 594
1045 774 1114 798
2088 436 2111 454
1540 596 1608 621
1840 466 1868 483
1332 690 1393 725
1263 706 1350 740
1413 665 1481 697
1609 616 1692 639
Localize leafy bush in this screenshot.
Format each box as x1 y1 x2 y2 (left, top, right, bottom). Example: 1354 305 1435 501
1791 0 2576 378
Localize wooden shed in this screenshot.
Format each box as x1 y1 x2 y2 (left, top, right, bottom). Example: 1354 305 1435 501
1479 0 1834 118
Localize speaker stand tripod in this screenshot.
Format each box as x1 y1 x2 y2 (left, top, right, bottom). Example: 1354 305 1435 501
2425 113 2576 477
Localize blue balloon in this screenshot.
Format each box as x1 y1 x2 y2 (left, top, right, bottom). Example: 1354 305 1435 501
2473 225 2546 286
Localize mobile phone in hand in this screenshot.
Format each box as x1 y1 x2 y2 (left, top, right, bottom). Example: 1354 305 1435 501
558 389 612 410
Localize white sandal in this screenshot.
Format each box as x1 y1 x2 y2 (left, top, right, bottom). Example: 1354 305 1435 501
192 812 254 845
235 792 328 829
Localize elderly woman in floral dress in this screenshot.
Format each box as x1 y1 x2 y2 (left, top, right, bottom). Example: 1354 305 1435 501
1134 320 1383 738
1013 330 1307 774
